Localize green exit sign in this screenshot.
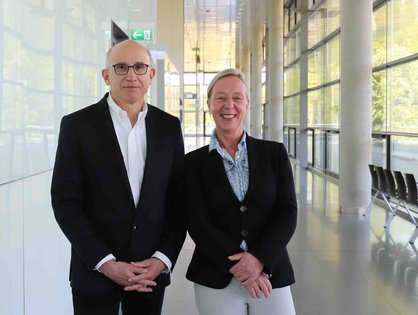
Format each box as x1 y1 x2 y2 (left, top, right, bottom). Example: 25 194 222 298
131 29 153 41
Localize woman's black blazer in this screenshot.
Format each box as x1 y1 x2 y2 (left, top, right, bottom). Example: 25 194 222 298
185 134 297 289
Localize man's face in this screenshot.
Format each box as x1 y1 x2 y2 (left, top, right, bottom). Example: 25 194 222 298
102 40 155 106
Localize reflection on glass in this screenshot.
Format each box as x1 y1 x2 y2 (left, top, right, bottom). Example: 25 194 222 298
0 0 107 184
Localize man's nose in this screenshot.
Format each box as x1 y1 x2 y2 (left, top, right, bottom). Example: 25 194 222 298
126 67 138 79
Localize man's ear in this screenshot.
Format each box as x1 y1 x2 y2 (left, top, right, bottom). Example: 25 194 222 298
102 69 110 85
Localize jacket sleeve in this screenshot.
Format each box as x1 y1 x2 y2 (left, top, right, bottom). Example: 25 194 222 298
155 119 187 270
51 116 112 270
249 143 298 273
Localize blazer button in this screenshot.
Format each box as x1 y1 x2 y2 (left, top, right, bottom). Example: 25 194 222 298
241 229 249 237
133 225 137 230
240 205 247 213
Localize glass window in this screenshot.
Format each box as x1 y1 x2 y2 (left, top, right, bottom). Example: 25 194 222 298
389 60 418 133
325 84 340 128
326 36 340 82
284 8 290 35
389 0 418 62
373 3 387 67
284 95 300 126
284 63 300 96
314 130 326 170
308 129 314 165
308 89 325 127
308 3 326 49
184 73 196 85
326 0 340 36
308 48 325 88
371 137 386 167
327 132 339 174
372 70 387 132
391 136 418 179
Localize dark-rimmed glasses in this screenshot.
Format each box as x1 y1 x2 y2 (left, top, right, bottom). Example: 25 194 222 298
112 63 149 75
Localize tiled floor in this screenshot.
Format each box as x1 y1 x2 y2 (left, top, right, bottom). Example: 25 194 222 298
162 162 418 315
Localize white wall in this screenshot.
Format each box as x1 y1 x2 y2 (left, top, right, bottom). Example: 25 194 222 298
0 0 139 314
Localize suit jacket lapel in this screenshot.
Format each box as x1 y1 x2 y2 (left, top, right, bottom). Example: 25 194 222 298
243 134 258 202
204 148 240 203
94 94 134 202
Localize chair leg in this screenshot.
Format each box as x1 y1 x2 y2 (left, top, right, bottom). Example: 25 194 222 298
381 193 394 213
408 227 418 244
384 199 401 228
403 204 418 226
364 191 378 216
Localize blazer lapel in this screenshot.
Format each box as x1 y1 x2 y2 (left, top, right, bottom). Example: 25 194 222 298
94 94 134 202
204 149 240 203
243 134 259 202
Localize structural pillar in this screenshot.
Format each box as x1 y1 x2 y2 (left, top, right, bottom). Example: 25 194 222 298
339 0 373 213
267 0 284 142
299 0 309 169
241 2 251 133
250 0 264 138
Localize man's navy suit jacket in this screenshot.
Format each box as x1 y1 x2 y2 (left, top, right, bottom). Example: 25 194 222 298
51 93 186 291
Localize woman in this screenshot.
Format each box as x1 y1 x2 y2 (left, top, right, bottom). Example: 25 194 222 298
185 68 297 314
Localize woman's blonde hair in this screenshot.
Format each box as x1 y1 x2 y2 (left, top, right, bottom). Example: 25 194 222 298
207 68 249 100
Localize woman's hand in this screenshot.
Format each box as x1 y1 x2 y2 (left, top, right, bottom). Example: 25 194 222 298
228 252 263 282
243 273 272 299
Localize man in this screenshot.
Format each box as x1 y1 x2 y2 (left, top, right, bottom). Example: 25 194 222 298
51 40 186 315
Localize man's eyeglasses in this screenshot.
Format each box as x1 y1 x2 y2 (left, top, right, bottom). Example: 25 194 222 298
112 63 150 75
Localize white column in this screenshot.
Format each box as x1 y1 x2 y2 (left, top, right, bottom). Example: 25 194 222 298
267 0 284 142
241 3 251 133
250 0 264 139
339 0 373 213
299 0 309 169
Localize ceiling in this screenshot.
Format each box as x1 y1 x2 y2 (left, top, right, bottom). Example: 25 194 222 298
183 0 239 73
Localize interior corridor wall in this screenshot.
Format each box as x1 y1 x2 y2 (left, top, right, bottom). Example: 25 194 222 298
0 0 126 313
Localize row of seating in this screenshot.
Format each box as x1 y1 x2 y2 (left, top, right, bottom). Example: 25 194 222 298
364 164 418 244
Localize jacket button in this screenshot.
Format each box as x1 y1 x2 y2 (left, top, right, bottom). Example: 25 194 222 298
240 205 247 213
241 229 248 237
133 225 137 230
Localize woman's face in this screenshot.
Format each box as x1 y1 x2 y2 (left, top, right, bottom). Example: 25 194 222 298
208 76 249 137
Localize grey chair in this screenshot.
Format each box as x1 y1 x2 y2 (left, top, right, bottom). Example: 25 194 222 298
383 169 402 228
404 173 418 244
364 165 396 218
364 164 380 216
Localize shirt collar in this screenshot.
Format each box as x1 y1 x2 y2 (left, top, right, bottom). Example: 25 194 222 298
209 129 247 153
107 93 148 124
